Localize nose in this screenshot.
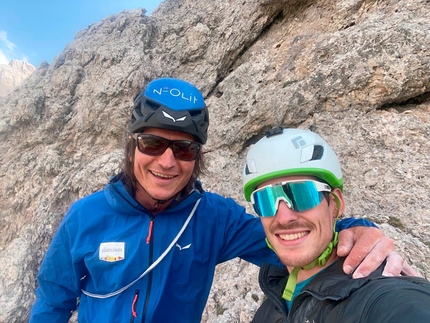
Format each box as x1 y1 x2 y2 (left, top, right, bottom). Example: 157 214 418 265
274 200 299 224
157 147 177 168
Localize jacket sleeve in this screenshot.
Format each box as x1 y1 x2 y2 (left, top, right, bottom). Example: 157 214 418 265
29 206 83 323
336 217 378 231
215 196 281 267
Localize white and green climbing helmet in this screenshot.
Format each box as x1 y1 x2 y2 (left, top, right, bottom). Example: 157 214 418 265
243 127 343 202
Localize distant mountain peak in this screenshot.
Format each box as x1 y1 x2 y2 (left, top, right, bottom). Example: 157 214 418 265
0 59 36 97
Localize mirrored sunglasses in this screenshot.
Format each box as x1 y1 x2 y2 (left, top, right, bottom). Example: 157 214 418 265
251 180 331 217
133 134 201 161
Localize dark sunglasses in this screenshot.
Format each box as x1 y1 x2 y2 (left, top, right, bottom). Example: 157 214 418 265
133 134 201 161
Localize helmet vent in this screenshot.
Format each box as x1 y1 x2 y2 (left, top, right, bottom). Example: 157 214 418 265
244 159 257 175
311 145 324 160
265 126 283 138
146 100 160 109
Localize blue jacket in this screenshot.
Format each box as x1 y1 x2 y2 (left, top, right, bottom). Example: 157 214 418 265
30 176 280 323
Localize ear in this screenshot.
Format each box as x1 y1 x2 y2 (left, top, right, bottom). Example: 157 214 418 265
330 188 345 218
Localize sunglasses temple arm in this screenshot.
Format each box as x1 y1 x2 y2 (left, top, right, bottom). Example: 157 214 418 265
330 192 342 218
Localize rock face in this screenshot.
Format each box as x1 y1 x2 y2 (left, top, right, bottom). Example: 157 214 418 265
0 59 35 97
0 0 429 322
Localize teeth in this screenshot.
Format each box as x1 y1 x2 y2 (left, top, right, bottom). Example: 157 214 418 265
279 232 307 241
152 171 174 179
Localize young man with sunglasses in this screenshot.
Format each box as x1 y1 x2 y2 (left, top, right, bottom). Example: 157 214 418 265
243 127 430 322
31 78 414 323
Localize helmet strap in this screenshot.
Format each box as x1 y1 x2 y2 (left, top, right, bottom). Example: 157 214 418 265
281 225 338 301
265 191 342 301
266 192 340 301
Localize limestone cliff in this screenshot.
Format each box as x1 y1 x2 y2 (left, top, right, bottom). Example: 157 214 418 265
0 0 429 322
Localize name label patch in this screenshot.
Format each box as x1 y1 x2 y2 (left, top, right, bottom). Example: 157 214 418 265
99 242 125 262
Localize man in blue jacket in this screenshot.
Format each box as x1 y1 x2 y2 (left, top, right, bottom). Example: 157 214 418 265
30 78 413 323
243 127 430 322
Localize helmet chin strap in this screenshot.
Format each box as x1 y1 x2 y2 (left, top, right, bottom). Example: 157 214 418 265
282 226 338 301
266 192 342 301
135 178 177 211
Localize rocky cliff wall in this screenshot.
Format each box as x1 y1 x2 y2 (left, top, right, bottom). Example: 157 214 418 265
0 0 429 322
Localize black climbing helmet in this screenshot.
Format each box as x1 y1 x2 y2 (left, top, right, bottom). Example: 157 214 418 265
129 78 209 144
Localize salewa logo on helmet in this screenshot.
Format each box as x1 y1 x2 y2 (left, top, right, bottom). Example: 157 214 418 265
291 136 307 149
162 110 187 122
175 243 192 251
153 87 200 104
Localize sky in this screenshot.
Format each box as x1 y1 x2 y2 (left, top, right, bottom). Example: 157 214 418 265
0 0 163 67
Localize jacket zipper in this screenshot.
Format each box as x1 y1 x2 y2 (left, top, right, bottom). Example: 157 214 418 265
141 215 155 323
130 290 139 323
146 217 154 244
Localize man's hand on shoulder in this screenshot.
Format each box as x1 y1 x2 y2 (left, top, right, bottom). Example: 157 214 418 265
337 226 419 278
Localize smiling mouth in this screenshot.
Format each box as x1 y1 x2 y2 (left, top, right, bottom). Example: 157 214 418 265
151 171 176 179
278 231 308 241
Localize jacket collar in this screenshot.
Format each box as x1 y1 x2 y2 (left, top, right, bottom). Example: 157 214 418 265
260 258 386 302
301 258 384 299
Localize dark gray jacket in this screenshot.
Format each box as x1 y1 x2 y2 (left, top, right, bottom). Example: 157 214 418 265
253 258 430 323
